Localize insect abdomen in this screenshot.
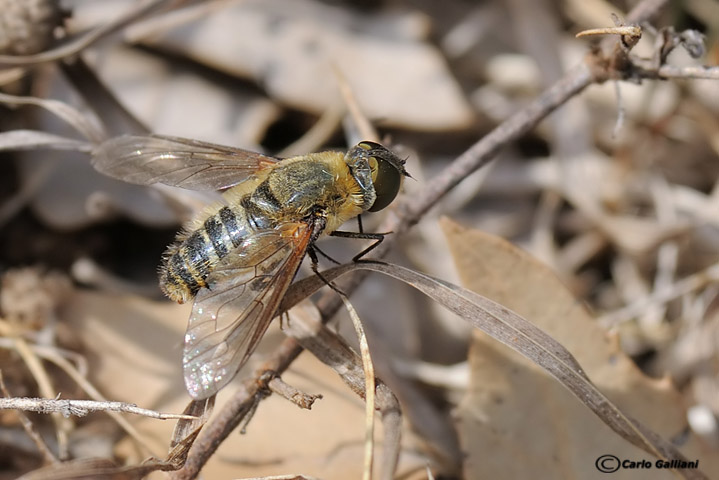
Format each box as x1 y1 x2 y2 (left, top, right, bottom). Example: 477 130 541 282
160 206 248 303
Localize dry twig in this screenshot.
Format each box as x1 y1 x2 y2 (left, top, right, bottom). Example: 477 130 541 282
0 373 57 465
0 396 198 420
267 376 323 410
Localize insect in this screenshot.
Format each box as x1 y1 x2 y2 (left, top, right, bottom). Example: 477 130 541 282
91 135 409 399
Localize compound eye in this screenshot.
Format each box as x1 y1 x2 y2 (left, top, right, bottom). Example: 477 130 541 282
368 155 402 212
351 141 408 212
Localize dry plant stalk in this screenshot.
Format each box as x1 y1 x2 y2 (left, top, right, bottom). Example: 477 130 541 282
576 25 642 38
0 372 56 464
0 320 72 459
338 293 377 480
0 396 198 421
267 375 322 410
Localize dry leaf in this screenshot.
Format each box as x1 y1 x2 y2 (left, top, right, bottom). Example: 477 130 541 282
0 130 92 152
440 217 719 479
129 0 474 131
62 290 423 478
282 259 694 471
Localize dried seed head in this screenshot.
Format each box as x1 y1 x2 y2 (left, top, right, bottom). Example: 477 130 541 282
0 0 64 56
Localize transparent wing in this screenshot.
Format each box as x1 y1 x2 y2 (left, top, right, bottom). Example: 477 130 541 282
91 134 279 190
183 222 312 399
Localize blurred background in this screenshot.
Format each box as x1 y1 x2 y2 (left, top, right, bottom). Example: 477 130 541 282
1 0 718 478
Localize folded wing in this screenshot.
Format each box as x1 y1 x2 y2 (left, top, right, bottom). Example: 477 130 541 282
183 222 312 399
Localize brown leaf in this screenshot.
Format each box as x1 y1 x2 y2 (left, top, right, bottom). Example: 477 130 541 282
440 217 718 479
129 0 474 131
283 258 700 474
65 291 423 478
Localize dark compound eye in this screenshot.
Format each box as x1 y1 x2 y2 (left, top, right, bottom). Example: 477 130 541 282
355 141 409 212
369 155 402 211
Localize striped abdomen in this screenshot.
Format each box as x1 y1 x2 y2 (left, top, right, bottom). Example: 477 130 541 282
159 157 349 304
160 205 253 303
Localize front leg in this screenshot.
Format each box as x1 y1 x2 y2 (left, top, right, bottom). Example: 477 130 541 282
329 230 389 262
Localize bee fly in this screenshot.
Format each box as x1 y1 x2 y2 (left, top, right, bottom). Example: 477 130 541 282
92 135 409 399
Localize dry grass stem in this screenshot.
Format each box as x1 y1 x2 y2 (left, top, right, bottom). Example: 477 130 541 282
600 262 719 328
576 25 643 38
0 92 104 143
339 294 376 480
0 320 71 458
333 66 380 142
30 340 162 456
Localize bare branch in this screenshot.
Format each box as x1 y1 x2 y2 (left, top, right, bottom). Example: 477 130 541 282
267 376 323 410
0 396 198 420
0 373 57 464
634 63 719 80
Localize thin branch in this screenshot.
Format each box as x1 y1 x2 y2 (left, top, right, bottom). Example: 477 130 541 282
267 376 323 410
0 337 164 456
172 304 403 480
576 26 643 38
635 64 719 80
0 397 198 420
395 64 593 231
0 321 72 459
0 373 57 464
174 345 301 479
599 262 719 327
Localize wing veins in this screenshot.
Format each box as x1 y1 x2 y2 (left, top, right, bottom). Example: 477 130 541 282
183 223 312 398
92 134 279 190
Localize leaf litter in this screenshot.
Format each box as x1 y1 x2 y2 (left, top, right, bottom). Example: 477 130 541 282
1 0 719 478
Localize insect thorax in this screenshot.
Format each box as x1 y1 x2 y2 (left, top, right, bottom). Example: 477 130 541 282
159 153 369 303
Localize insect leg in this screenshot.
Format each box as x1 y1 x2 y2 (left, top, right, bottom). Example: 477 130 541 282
307 244 344 295
312 245 341 265
279 309 291 329
329 230 390 261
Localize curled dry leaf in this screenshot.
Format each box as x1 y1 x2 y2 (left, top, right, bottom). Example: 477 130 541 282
0 130 92 152
439 217 718 479
281 250 711 478
0 92 105 143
